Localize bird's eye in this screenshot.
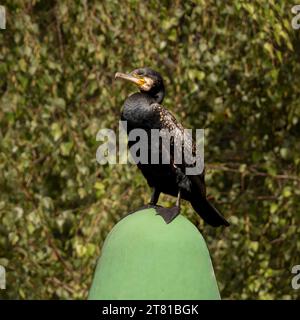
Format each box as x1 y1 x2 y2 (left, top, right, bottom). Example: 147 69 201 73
135 69 145 76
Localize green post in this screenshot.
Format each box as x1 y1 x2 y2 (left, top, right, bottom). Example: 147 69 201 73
88 208 221 300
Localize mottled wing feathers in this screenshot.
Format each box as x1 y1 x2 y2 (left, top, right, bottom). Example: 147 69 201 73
151 103 206 197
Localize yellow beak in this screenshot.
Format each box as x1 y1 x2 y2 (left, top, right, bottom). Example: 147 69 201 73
115 72 145 87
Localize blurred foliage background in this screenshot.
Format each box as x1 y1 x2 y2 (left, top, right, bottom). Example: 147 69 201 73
0 0 299 299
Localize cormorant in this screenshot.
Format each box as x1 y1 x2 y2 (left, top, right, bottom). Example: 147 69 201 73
115 67 229 227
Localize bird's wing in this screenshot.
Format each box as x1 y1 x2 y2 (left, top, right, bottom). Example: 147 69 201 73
151 103 206 197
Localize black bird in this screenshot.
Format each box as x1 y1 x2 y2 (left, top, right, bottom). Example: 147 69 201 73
115 67 229 227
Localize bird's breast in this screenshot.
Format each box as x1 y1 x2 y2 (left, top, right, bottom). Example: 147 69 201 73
121 93 161 130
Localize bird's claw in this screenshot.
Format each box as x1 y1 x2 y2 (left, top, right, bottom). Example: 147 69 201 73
155 206 180 224
123 204 180 224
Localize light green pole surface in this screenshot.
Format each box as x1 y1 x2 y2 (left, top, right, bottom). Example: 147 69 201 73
88 208 220 300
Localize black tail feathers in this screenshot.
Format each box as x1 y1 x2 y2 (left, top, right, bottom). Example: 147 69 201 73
190 198 230 227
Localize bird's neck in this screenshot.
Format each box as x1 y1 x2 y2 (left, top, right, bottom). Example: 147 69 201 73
147 86 165 104
151 89 165 104
122 92 160 128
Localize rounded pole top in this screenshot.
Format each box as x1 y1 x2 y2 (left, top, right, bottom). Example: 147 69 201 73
89 208 220 300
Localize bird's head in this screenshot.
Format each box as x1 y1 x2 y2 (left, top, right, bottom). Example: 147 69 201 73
115 67 165 103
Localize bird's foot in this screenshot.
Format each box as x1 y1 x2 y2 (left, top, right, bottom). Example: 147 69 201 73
123 204 180 224
155 206 180 224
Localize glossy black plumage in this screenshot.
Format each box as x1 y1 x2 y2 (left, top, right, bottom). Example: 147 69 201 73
116 67 229 227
